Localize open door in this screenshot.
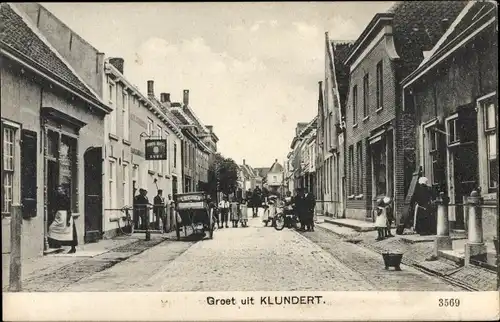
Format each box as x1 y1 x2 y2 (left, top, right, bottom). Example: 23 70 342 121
84 147 103 243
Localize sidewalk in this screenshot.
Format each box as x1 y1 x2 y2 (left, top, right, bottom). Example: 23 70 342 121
2 231 176 291
316 216 498 291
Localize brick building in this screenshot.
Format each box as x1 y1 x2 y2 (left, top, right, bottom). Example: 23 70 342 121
343 1 468 223
402 2 497 240
317 35 353 217
1 3 110 259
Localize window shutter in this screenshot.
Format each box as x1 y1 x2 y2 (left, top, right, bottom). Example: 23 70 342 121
21 130 37 218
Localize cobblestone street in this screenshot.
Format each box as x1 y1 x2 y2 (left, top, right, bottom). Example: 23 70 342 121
15 216 465 292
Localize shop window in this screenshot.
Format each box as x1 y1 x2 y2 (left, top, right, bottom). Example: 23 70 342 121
373 139 387 196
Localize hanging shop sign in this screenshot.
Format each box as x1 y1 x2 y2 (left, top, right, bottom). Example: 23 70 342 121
145 139 167 160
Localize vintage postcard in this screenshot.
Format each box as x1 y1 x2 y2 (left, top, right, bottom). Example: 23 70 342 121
1 1 499 321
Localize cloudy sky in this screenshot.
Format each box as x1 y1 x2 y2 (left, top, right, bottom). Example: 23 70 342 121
43 2 393 168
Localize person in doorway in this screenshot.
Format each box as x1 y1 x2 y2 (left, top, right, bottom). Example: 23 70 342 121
304 190 316 231
411 177 436 235
154 190 166 232
218 196 230 228
134 189 150 230
47 185 78 253
374 198 387 241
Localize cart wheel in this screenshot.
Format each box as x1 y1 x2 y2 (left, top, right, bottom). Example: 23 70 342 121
175 224 181 241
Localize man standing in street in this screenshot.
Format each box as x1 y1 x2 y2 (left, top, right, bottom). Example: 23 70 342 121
294 188 306 230
305 190 316 231
154 190 166 232
218 196 230 228
133 189 150 230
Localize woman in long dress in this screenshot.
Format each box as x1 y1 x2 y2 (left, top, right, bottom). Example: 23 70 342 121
411 177 435 235
48 185 77 253
240 198 249 227
230 197 240 227
374 198 387 241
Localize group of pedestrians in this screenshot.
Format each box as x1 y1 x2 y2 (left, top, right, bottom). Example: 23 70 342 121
291 188 316 232
216 196 249 228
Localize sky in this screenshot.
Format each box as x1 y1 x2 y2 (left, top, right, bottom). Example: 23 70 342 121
43 2 393 168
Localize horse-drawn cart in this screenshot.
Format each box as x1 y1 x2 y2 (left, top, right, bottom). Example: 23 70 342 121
174 192 215 240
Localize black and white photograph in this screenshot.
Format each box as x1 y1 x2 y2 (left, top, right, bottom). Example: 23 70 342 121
1 1 498 321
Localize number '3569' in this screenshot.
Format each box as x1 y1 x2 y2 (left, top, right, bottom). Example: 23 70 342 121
439 298 460 307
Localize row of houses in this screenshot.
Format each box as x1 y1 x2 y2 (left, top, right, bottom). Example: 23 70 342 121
1 3 219 260
236 159 285 198
288 1 497 244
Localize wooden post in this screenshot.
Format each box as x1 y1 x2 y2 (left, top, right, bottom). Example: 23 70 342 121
9 204 22 292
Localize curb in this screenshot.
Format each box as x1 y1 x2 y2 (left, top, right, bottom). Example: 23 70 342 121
323 218 376 232
316 225 476 291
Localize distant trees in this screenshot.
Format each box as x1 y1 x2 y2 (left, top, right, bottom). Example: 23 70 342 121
207 153 239 199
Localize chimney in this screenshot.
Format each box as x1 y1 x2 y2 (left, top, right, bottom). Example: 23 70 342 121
160 93 171 103
243 159 246 165
147 80 154 97
183 89 189 105
109 57 124 74
206 125 213 133
318 81 323 96
275 159 278 162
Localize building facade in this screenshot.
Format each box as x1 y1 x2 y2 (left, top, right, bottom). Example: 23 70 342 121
402 1 497 239
343 2 467 223
266 160 284 195
1 3 110 259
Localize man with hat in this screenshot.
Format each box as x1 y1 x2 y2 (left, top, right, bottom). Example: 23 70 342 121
134 188 150 230
154 189 166 232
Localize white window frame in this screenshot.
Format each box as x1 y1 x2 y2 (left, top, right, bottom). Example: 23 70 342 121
122 162 130 207
420 118 440 183
446 114 459 146
477 92 498 194
108 158 117 211
108 79 117 136
122 91 129 141
1 120 21 216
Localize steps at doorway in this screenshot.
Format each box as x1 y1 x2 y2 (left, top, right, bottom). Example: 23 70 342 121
323 218 376 232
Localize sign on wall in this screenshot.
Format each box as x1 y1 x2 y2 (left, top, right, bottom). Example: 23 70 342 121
145 139 167 160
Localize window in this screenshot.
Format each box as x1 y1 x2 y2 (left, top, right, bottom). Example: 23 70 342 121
108 81 117 135
482 96 498 191
348 145 354 194
447 118 459 144
373 139 387 196
108 159 117 210
147 118 153 172
426 126 444 186
123 163 129 206
376 61 383 110
2 126 16 215
356 141 363 194
122 91 129 140
156 125 162 174
363 74 369 117
174 143 177 168
352 86 358 124
164 131 169 174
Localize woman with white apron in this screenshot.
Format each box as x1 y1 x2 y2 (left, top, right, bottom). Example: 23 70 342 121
240 199 249 227
374 198 387 241
48 185 78 253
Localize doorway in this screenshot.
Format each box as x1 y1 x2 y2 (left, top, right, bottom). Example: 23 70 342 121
84 147 103 243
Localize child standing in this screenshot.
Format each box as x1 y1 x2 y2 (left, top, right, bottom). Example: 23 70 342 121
230 197 239 227
240 199 248 227
374 198 387 241
383 196 394 238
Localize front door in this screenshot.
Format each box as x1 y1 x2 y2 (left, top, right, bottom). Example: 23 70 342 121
84 147 103 243
452 145 479 230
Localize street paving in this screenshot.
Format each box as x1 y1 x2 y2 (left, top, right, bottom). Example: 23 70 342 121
41 216 463 292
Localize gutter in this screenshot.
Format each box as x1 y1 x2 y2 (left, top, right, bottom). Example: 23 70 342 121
1 45 111 114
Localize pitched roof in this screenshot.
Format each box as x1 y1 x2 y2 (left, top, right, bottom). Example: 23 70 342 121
183 106 208 133
0 3 106 110
171 108 192 126
254 167 270 177
402 1 496 86
269 160 284 173
390 0 469 79
331 41 354 114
